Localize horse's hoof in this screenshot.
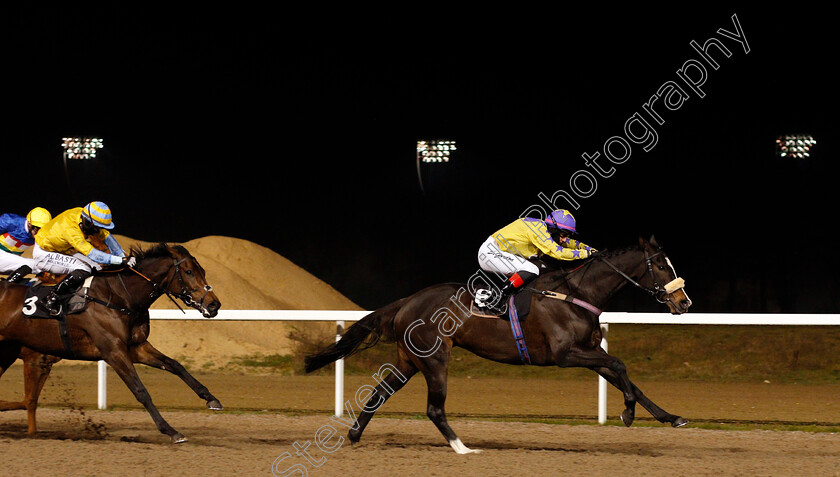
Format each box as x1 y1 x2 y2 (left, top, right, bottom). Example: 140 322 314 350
672 417 689 428
172 433 188 444
620 409 634 427
449 438 481 454
207 399 223 411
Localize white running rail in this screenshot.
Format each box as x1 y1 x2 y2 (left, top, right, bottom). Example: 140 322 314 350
93 310 840 425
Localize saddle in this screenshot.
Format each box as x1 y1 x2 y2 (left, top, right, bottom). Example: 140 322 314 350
21 276 93 319
471 288 533 320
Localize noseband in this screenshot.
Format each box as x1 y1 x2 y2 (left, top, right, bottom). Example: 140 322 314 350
598 250 685 304
169 257 214 310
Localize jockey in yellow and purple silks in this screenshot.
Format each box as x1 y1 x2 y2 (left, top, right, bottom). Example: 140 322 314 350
476 209 596 309
33 201 136 314
0 207 52 284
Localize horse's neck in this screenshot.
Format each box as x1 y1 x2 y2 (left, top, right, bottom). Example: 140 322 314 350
108 260 171 309
555 251 646 306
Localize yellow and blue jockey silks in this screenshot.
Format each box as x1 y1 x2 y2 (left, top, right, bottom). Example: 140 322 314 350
81 201 115 229
35 207 112 257
492 217 595 261
0 213 37 255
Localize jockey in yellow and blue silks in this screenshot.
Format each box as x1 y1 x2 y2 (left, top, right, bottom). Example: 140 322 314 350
0 207 52 283
476 209 596 309
33 201 136 314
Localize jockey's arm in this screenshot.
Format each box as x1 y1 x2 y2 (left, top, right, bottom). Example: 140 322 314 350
87 247 128 265
0 213 14 234
531 233 591 260
526 222 592 260
567 238 597 254
68 230 125 266
103 234 126 257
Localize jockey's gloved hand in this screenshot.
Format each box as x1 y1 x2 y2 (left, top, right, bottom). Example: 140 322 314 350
122 256 137 267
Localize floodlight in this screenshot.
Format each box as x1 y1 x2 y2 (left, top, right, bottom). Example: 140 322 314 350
416 139 457 193
775 134 816 159
62 137 104 159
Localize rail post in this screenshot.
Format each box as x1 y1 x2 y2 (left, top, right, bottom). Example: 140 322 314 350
334 320 345 417
598 323 609 424
97 360 107 410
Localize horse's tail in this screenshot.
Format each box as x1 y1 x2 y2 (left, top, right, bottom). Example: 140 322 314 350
304 298 406 373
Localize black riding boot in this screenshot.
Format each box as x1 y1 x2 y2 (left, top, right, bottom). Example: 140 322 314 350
4 265 32 284
493 271 539 311
44 269 90 315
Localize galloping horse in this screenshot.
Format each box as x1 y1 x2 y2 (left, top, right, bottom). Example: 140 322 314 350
0 243 222 443
305 236 692 453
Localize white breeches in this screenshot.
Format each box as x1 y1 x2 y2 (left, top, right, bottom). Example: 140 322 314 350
32 244 101 275
477 236 539 276
0 250 36 274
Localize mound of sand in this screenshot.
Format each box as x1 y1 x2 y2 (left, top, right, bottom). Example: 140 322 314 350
49 235 363 367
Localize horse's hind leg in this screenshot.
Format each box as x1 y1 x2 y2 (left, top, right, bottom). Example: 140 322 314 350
20 348 61 435
415 350 480 454
130 341 222 410
348 352 418 444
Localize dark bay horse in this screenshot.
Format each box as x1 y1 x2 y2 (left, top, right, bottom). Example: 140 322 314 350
305 236 692 453
0 243 222 443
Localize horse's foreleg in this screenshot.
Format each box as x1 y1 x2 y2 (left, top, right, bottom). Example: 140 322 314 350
561 346 687 427
21 349 60 435
130 341 222 410
558 346 641 425
592 365 687 427
102 346 186 443
348 356 417 444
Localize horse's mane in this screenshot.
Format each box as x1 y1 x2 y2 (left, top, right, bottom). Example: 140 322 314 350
128 243 191 262
588 244 642 260
537 243 643 290
539 243 640 272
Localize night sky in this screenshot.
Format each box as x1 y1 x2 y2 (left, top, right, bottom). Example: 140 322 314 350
4 7 837 312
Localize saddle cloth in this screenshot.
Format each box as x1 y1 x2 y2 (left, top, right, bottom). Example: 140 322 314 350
21 277 92 319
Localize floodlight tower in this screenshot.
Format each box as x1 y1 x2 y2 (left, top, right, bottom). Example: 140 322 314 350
416 139 457 194
775 134 816 159
62 137 104 201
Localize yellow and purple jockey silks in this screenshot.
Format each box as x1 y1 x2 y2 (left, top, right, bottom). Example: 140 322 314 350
544 209 578 234
35 207 111 257
492 217 594 261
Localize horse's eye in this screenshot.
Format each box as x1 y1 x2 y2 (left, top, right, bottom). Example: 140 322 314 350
658 265 666 271
185 269 193 275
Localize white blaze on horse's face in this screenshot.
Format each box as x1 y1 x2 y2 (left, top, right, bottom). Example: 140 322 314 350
663 256 692 314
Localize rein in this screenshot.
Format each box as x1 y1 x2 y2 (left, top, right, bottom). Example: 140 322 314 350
88 257 213 316
597 250 685 304
528 248 685 314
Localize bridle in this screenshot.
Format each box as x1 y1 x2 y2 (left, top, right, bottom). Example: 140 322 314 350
127 256 215 314
598 249 685 305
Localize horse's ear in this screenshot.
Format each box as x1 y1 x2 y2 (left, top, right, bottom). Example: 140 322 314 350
638 235 658 250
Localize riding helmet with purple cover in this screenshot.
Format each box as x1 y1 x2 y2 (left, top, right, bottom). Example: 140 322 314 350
544 209 577 234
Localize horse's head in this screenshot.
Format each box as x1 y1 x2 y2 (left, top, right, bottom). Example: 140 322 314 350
637 236 692 314
133 244 221 318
